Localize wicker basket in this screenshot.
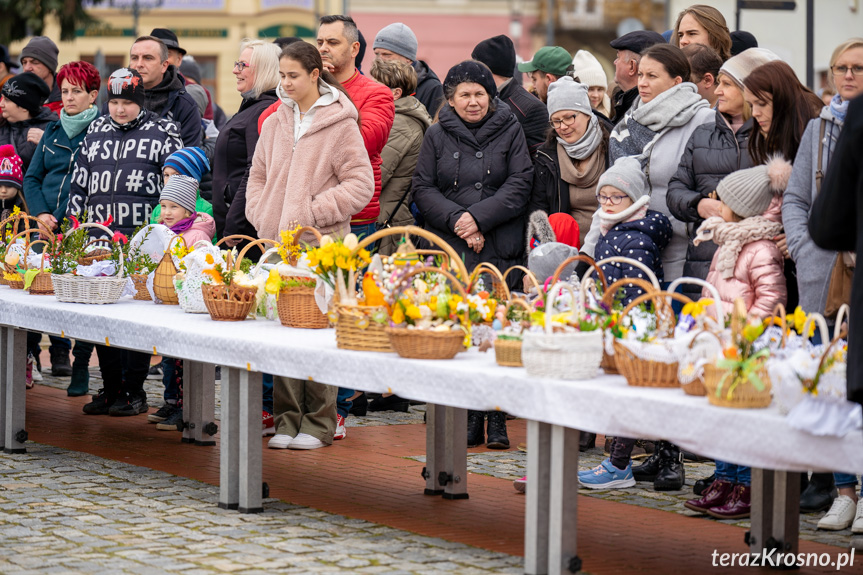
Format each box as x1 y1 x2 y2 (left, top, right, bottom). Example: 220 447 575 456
6 229 56 294
494 338 523 367
386 327 466 360
77 238 113 266
201 283 257 321
613 290 695 388
703 364 772 408
24 240 54 295
131 274 151 301
153 235 186 305
599 276 660 377
277 280 328 329
600 352 618 374
468 262 509 302
334 304 393 351
522 282 603 380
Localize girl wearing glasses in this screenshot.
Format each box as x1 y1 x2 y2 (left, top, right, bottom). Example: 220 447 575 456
529 76 608 248
782 38 863 534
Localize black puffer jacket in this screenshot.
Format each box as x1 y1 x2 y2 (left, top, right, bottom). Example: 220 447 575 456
611 86 638 125
412 100 533 288
498 79 548 159
666 112 754 297
414 60 445 119
67 112 183 236
0 107 58 172
211 90 278 239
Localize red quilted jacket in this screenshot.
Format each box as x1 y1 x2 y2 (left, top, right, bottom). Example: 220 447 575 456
257 70 394 225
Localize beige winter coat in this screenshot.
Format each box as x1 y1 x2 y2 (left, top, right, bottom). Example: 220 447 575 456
245 84 374 244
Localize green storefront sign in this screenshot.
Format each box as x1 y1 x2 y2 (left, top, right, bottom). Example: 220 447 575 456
258 24 316 39
76 26 226 38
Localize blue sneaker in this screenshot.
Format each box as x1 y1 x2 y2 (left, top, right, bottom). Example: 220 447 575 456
578 458 636 489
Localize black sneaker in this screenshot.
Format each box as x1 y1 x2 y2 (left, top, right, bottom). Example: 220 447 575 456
83 389 115 415
147 403 179 423
108 391 150 417
146 364 163 380
155 408 184 431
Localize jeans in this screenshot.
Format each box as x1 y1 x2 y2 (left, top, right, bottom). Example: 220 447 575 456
610 437 636 470
715 461 751 486
263 373 273 415
336 387 353 419
834 473 863 495
351 222 378 253
161 357 180 402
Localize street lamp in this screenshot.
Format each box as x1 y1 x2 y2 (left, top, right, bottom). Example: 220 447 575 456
109 0 165 37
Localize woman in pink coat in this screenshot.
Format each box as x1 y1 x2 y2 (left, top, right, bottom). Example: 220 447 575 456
245 40 373 451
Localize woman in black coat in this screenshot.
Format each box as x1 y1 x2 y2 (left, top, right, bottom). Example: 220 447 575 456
412 60 533 290
412 60 533 452
211 40 281 244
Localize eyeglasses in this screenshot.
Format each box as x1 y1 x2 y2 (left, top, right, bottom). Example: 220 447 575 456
831 65 863 77
596 193 629 205
549 113 579 129
233 61 254 72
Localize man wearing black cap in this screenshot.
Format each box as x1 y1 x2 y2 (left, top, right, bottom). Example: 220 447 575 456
150 28 186 68
472 35 547 158
609 30 666 124
123 35 202 147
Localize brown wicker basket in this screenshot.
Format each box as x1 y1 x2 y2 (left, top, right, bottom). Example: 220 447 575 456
277 279 328 329
6 226 56 292
202 283 257 321
600 277 659 377
131 274 151 301
386 327 466 360
600 352 618 375
468 262 509 302
77 239 113 266
335 304 393 351
153 235 190 305
703 364 772 408
494 338 523 367
24 239 54 295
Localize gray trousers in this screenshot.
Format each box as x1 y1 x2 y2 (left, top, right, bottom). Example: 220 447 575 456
273 376 337 444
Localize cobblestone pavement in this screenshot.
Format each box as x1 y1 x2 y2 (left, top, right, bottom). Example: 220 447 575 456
0 444 525 575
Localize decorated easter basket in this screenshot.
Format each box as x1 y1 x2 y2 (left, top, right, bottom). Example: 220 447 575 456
23 239 55 295
77 238 114 266
274 228 329 329
52 223 127 304
130 274 151 301
3 214 49 289
494 297 533 367
200 237 261 322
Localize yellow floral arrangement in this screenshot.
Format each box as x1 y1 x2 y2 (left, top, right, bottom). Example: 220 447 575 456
305 233 372 305
276 223 305 265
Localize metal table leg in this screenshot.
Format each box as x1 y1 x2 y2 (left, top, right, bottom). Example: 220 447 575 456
524 420 552 575
2 327 26 454
442 406 468 500
423 403 446 495
547 426 581 575
238 369 262 513
183 361 216 446
750 468 800 560
218 366 240 510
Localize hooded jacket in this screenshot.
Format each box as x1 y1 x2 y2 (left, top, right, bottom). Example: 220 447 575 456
66 112 183 236
23 112 99 223
412 100 533 289
245 82 374 243
0 107 58 172
175 212 216 246
595 209 672 305
498 79 548 158
377 95 432 255
414 60 445 119
212 89 277 240
666 111 755 298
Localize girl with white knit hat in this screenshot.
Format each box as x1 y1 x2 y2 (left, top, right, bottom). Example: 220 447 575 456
571 49 612 118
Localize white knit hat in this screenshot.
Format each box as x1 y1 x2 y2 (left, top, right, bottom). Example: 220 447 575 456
571 50 607 90
719 47 780 88
160 174 199 214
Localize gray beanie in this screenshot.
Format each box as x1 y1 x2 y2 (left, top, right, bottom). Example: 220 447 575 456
20 36 59 74
595 157 647 203
373 23 418 62
716 156 792 218
160 174 199 214
528 242 580 284
546 76 592 119
719 47 780 88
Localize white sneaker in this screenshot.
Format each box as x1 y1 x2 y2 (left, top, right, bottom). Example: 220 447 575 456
333 415 346 441
817 495 856 530
288 433 326 450
267 434 293 449
30 357 43 382
852 499 863 534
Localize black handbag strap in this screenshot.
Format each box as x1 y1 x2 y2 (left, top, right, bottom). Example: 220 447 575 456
379 185 412 229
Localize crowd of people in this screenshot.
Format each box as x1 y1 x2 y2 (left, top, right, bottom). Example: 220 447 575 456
1 3 862 535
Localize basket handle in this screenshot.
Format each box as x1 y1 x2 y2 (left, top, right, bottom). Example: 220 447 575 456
508 297 533 315
214 234 255 248
543 281 582 335
414 249 450 270
467 262 510 301
801 312 831 346
667 277 724 327
619 290 694 338
766 303 788 349
390 265 469 301
350 225 471 282
549 255 607 293
23 240 51 272
833 304 850 341
601 277 657 308
252 246 283 277
502 265 540 295
237 237 279 267
687 328 724 351
588 257 660 295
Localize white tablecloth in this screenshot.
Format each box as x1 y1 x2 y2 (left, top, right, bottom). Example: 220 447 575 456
2 288 862 474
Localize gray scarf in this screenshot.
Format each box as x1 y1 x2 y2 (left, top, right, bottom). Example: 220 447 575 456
557 114 603 160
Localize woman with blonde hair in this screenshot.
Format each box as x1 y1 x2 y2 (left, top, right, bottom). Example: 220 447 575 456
212 38 281 244
672 4 733 62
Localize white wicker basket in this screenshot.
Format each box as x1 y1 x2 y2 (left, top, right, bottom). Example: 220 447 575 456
52 227 126 305
522 281 603 380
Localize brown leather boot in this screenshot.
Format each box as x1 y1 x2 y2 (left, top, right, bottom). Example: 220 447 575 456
706 484 751 519
684 479 734 513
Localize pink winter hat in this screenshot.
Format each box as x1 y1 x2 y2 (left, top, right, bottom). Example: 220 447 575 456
0 145 23 190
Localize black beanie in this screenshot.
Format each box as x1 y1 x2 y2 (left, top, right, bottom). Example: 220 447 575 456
106 68 146 108
471 35 516 78
443 60 497 100
1 72 50 117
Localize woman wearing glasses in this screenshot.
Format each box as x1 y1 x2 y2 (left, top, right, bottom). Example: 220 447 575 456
782 39 863 534
529 76 608 248
211 39 281 244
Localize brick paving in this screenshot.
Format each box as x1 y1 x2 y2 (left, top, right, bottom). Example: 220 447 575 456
11 348 862 573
